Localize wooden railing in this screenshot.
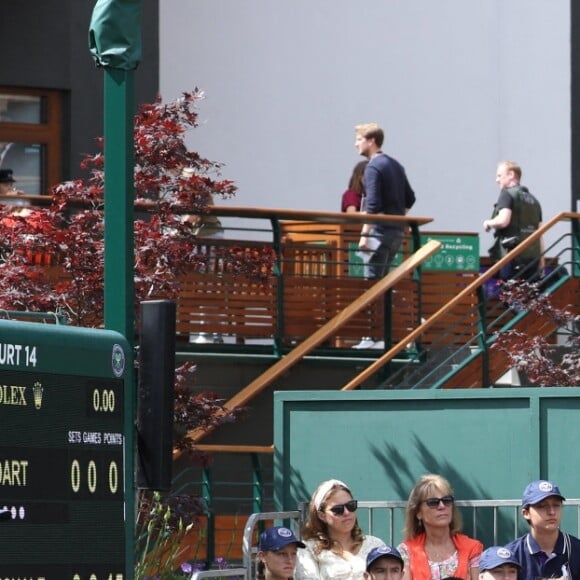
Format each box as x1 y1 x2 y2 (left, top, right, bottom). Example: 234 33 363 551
173 208 434 352
180 239 441 447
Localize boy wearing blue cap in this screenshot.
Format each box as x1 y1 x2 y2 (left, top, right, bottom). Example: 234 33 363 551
479 546 520 580
505 480 580 580
364 545 405 580
257 526 305 580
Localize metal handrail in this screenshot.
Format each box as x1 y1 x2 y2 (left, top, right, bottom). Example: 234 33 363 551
190 568 246 579
341 212 580 390
0 309 69 324
171 447 274 568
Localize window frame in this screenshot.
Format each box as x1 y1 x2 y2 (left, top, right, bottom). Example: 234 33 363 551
0 86 62 195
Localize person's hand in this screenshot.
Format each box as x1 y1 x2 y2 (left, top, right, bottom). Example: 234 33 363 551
359 235 370 251
483 219 493 232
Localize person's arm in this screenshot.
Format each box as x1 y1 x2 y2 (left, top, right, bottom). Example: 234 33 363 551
468 540 483 580
468 554 481 580
404 174 416 212
359 166 379 250
539 227 545 272
341 190 361 213
294 543 320 580
359 221 373 250
483 208 512 231
397 542 411 580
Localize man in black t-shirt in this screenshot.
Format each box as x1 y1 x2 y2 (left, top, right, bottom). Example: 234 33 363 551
483 161 543 281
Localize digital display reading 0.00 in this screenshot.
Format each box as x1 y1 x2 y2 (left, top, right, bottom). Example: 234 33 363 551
0 323 129 580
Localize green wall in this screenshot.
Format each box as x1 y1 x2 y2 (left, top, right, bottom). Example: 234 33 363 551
274 388 580 544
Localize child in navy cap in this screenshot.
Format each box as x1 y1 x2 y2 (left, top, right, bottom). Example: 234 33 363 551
504 480 580 580
257 526 305 580
479 546 520 580
364 545 404 580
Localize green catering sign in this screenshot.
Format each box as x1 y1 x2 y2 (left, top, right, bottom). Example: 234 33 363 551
420 234 479 271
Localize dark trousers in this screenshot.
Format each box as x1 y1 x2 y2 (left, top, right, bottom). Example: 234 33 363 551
499 256 541 282
368 228 404 279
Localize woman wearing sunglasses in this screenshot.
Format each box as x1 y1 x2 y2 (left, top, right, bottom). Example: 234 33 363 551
295 479 384 579
396 474 482 580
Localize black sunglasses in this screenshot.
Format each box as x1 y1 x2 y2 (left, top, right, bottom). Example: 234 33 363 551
422 495 454 508
327 500 358 515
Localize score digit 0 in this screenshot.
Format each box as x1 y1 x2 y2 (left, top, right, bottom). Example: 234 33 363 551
72 575 123 580
92 387 116 413
70 459 119 494
72 574 123 579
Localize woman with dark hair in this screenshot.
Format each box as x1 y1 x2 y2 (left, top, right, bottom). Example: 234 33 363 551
341 160 368 213
397 474 482 580
257 526 305 580
295 479 383 579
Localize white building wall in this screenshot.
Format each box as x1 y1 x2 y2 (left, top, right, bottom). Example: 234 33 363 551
159 1 570 245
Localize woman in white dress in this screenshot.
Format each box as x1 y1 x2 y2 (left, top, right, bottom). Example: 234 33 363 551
295 479 384 580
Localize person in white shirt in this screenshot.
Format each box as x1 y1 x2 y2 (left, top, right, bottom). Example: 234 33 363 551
295 479 384 580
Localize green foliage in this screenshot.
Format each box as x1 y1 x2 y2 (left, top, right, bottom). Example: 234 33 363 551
135 491 199 579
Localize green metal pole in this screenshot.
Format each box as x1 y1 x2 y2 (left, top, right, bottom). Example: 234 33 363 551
202 466 215 568
103 67 136 577
270 217 283 357
573 216 580 278
252 453 265 536
476 285 491 387
104 68 135 338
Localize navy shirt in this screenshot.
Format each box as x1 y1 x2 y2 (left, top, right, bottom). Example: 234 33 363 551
363 153 415 233
505 531 580 580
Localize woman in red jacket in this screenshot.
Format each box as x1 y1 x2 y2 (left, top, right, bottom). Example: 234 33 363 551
397 474 482 580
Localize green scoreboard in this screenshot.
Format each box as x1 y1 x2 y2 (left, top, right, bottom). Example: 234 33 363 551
0 319 131 579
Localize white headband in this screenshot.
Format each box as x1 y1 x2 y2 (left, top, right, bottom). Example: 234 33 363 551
312 479 350 511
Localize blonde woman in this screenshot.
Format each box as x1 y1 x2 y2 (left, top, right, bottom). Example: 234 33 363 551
295 479 384 579
397 474 482 580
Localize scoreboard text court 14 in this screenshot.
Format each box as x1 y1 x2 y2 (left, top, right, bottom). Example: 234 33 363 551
0 319 131 579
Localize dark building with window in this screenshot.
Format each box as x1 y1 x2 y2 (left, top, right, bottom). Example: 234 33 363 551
0 0 159 194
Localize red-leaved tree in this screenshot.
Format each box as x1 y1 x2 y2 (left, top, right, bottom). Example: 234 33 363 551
0 90 276 576
491 279 579 386
0 89 274 453
0 90 274 326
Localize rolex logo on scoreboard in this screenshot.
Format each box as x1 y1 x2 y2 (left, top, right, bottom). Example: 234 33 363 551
32 381 43 410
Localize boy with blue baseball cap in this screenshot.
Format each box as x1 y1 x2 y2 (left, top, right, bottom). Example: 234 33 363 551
505 480 580 580
479 546 520 580
257 526 305 580
364 545 404 580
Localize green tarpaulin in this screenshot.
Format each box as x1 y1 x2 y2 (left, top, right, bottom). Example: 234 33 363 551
89 0 142 70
